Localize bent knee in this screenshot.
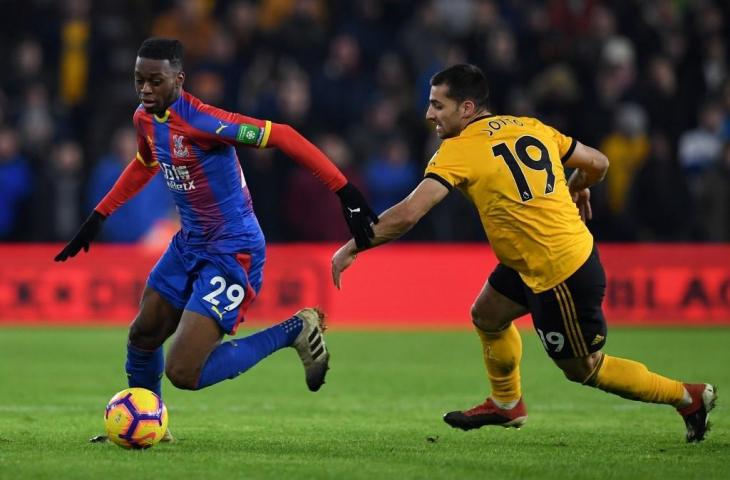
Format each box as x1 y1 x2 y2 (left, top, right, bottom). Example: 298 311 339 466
556 352 603 384
165 364 200 391
128 323 149 344
128 321 166 349
561 367 589 383
470 304 507 332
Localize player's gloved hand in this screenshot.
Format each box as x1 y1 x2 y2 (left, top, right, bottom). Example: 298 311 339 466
335 182 379 249
54 211 107 262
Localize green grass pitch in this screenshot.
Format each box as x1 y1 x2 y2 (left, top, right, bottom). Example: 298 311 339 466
0 326 728 479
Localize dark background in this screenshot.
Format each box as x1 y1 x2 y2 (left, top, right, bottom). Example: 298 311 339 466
0 0 728 245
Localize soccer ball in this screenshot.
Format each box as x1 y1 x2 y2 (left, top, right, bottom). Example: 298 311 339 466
104 387 168 449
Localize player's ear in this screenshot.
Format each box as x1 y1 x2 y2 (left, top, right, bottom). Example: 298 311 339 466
176 71 185 88
461 100 475 118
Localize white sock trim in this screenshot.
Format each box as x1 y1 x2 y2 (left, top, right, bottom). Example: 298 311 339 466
492 398 519 410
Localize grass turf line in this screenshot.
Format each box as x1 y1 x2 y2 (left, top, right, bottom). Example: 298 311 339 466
0 327 728 480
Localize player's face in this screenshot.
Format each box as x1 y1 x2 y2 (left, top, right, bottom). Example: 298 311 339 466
426 84 464 139
134 57 184 114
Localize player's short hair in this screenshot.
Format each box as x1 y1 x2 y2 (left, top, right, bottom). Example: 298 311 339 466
137 38 184 70
430 64 489 109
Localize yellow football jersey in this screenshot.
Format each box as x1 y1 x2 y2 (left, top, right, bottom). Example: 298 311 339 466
425 115 593 292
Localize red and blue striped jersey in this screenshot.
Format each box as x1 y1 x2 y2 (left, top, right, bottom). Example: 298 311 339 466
134 90 270 253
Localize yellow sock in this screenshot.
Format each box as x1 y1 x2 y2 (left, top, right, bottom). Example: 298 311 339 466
587 354 685 406
476 323 522 403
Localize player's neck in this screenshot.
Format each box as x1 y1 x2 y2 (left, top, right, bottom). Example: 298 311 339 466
462 110 492 130
159 90 183 113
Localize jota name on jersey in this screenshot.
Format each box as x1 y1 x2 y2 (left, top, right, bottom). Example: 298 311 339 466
482 116 525 136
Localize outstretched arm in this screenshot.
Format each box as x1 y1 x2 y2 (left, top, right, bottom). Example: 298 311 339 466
189 100 379 247
266 123 379 247
189 100 347 191
331 178 450 289
54 156 159 261
94 155 160 217
266 123 346 191
564 142 609 222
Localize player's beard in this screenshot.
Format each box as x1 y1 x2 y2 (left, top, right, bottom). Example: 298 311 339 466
435 123 458 139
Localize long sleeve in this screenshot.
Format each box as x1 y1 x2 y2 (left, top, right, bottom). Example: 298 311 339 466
95 155 160 216
266 122 347 192
183 93 347 192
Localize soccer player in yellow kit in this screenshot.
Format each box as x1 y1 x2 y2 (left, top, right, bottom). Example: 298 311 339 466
331 64 717 442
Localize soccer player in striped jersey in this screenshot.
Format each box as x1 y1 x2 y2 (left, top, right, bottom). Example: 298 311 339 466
332 64 716 443
55 38 378 439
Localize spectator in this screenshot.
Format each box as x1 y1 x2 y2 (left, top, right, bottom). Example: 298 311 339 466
223 0 260 56
697 142 730 241
272 66 316 133
186 69 226 106
268 0 328 70
5 38 48 100
373 52 413 116
0 1 727 244
640 56 686 142
400 1 442 76
678 100 724 179
16 83 56 160
530 64 582 131
0 127 33 240
721 79 730 141
678 100 725 239
340 0 393 66
700 34 726 95
629 132 691 241
57 0 92 109
34 140 84 241
347 96 403 163
601 104 650 217
283 133 364 241
258 0 298 31
240 148 286 242
311 33 373 130
364 137 419 215
0 90 6 127
151 0 220 65
479 26 523 113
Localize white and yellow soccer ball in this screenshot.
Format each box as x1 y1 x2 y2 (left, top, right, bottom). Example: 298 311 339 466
104 387 168 449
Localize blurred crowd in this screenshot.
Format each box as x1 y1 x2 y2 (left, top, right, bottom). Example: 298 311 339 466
1 0 729 244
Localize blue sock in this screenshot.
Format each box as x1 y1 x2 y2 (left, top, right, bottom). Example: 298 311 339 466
125 344 164 398
197 316 303 389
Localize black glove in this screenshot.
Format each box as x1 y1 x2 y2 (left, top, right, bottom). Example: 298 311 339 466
54 211 107 262
335 182 379 249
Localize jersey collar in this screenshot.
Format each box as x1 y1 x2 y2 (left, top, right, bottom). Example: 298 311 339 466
153 110 170 123
460 113 495 135
465 113 495 128
152 92 185 123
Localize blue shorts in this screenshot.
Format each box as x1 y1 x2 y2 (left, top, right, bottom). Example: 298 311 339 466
147 233 265 334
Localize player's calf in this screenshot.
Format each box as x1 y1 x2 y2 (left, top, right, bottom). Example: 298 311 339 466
554 351 603 384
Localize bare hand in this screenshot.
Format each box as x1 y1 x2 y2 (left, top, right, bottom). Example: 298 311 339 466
571 188 592 223
331 243 358 290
